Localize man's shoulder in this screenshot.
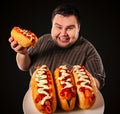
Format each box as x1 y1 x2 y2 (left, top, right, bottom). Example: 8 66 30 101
38 33 52 42
80 36 93 44
78 35 96 49
40 33 51 38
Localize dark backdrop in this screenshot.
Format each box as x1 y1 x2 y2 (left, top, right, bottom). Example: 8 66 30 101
1 0 119 114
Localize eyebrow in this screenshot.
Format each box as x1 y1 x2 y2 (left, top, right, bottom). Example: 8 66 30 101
54 23 75 28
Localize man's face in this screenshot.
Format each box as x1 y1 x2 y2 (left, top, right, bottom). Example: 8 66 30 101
51 14 80 48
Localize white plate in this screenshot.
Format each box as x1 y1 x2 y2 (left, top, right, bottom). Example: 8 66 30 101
23 88 105 114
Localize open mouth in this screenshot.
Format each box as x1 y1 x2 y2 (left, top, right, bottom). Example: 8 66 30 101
59 37 70 43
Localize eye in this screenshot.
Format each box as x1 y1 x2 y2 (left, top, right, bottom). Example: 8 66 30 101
56 26 62 30
67 27 74 31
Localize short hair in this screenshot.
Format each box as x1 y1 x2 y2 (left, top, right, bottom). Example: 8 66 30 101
51 3 81 25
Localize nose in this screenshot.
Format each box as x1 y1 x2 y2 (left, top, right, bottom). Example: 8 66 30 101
60 29 67 36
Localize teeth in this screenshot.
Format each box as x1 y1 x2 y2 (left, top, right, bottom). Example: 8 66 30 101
60 37 69 42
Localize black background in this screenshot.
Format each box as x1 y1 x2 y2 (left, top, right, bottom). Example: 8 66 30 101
1 0 119 114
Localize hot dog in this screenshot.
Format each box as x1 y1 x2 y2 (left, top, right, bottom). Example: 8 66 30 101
30 65 57 114
54 65 76 111
11 26 38 47
71 65 97 109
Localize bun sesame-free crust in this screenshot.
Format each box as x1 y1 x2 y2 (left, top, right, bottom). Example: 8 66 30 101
54 65 76 111
30 65 57 114
72 65 97 109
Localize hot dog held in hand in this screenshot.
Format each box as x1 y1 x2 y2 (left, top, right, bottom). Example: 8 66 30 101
11 26 38 48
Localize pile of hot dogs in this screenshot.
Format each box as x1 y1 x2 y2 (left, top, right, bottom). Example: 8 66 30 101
30 65 97 114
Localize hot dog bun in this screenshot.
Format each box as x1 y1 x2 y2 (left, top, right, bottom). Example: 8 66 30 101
71 65 97 109
11 26 38 47
54 65 76 111
30 65 57 114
